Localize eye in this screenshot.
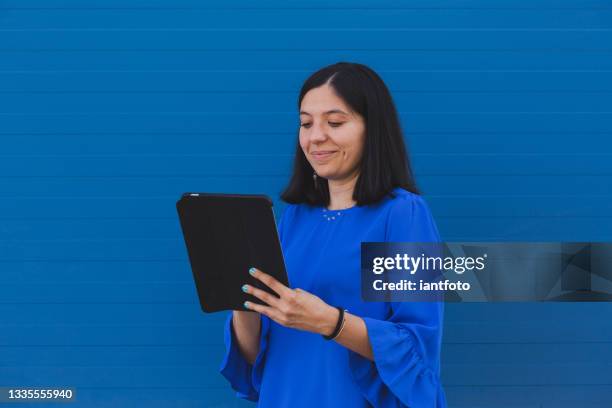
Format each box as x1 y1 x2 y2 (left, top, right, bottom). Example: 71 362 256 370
329 122 343 127
300 123 312 128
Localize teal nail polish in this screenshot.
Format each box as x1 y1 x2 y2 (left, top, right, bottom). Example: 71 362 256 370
249 267 256 275
244 301 250 308
241 284 248 292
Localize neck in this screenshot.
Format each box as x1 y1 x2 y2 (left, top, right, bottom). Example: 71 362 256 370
326 171 359 210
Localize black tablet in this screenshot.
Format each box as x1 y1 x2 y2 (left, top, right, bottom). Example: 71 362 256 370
176 192 289 313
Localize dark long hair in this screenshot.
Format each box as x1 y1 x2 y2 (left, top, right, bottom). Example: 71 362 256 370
281 62 419 207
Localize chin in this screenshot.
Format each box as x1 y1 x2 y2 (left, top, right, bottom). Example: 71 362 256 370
312 168 334 179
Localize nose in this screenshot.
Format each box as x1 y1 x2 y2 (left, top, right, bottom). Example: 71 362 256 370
308 120 328 143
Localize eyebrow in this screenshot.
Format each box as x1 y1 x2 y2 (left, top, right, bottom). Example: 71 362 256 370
299 109 349 116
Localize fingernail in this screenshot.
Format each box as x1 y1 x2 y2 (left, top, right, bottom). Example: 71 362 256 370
244 301 250 308
249 267 256 275
241 284 249 292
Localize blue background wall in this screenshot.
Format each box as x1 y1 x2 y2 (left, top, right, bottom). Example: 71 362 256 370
0 0 611 406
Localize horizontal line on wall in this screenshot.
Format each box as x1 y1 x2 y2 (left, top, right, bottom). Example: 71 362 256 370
441 237 612 240
0 193 611 198
0 365 606 387
0 363 604 372
0 385 219 391
0 258 186 262
36 386 231 391
3 48 612 52
0 281 193 285
2 69 611 73
2 90 612 94
0 2 610 11
0 341 610 346
0 175 291 179
0 153 296 158
0 233 603 244
0 131 609 136
1 153 611 158
443 383 612 387
0 233 610 244
0 324 210 328
403 215 612 218
2 28 612 32
0 344 217 347
14 322 604 330
1 7 611 11
0 383 598 391
445 341 612 345
1 111 611 115
430 193 612 197
0 281 192 284
0 174 611 178
0 301 195 304
0 383 599 391
0 131 294 136
2 154 612 161
0 364 215 368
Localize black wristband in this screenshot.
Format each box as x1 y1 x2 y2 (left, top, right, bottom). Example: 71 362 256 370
322 306 345 340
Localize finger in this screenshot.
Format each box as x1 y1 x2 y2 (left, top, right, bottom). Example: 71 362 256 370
244 301 283 322
249 267 291 297
242 284 281 308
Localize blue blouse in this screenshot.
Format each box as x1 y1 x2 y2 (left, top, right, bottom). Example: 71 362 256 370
219 187 447 407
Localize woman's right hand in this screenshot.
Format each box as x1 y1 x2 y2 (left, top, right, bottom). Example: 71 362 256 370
231 309 262 364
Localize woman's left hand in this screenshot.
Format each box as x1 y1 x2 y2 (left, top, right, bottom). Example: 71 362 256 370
242 267 339 336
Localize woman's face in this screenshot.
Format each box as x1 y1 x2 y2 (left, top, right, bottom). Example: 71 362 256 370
299 84 366 182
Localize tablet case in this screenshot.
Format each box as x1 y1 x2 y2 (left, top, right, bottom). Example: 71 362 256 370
176 192 289 313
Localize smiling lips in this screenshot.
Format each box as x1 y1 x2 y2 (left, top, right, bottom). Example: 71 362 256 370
311 150 338 162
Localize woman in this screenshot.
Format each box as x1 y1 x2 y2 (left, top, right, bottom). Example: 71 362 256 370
220 62 446 407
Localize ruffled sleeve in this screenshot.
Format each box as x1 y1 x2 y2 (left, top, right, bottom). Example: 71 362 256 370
219 312 271 402
347 192 447 407
218 204 293 401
